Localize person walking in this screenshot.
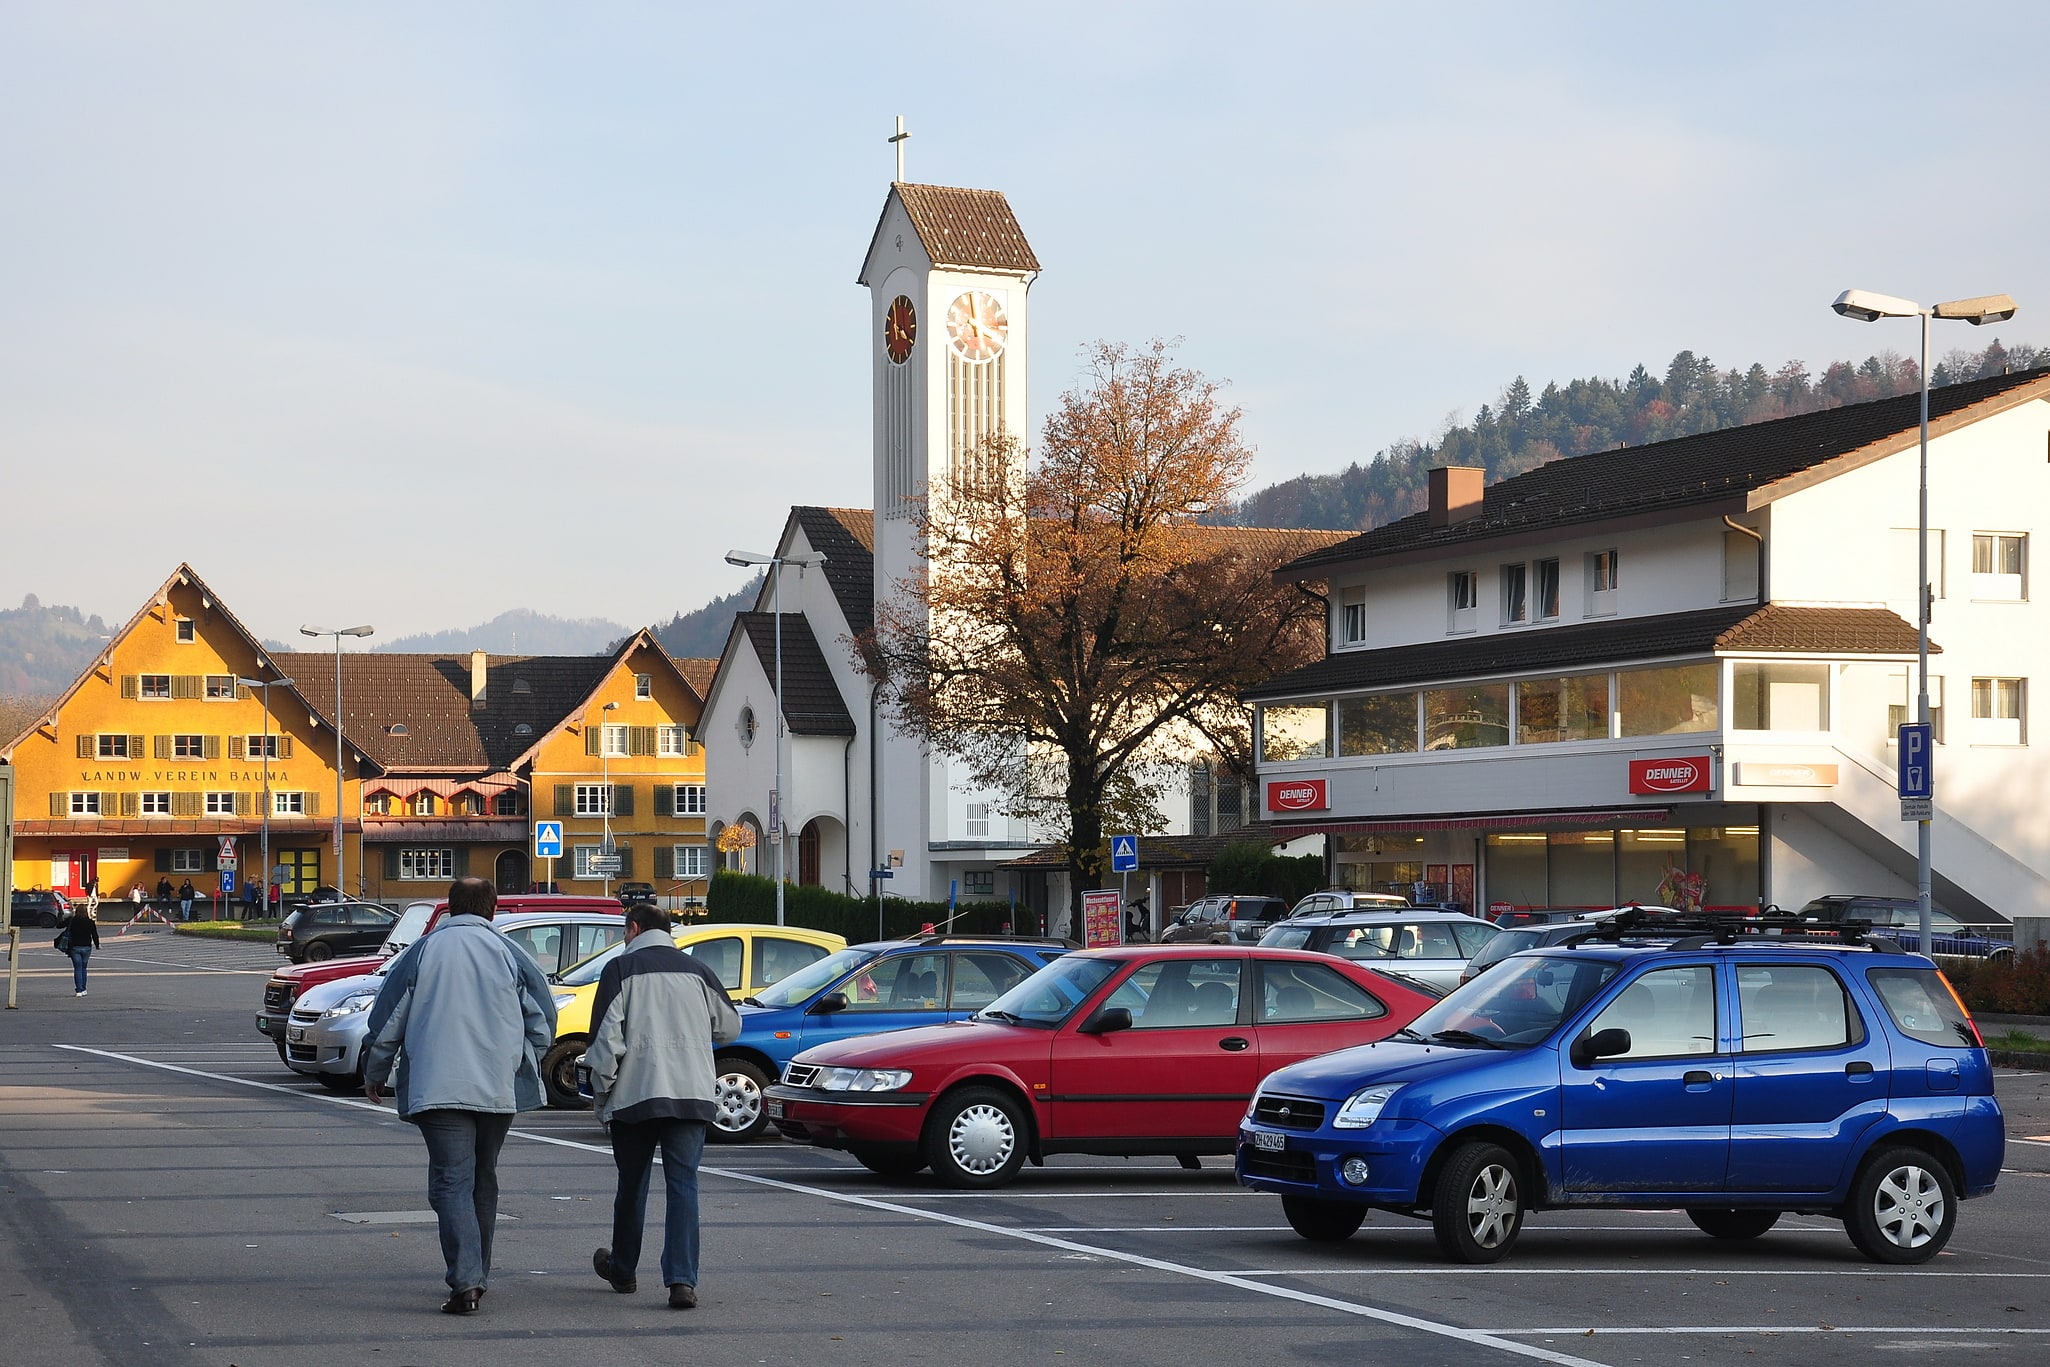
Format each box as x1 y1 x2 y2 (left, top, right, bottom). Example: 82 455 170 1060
177 878 196 922
361 877 555 1315
58 902 100 997
241 878 260 921
586 902 740 1310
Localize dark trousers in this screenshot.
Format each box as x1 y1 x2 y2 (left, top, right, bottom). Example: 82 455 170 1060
415 1110 515 1292
609 1118 707 1290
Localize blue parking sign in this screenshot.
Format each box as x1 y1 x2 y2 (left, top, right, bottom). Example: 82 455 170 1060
1896 723 1932 799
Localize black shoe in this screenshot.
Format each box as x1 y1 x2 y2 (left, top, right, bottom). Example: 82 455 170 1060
593 1247 636 1293
441 1287 482 1315
668 1283 697 1309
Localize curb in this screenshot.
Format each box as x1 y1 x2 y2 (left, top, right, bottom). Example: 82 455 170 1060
1989 1049 2050 1071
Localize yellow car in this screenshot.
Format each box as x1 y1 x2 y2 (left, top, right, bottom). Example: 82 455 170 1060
541 922 844 1107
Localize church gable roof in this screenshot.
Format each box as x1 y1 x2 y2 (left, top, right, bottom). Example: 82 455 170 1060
736 612 857 737
865 183 1040 277
792 506 876 635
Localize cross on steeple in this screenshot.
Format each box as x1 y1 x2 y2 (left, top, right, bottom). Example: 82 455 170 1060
889 115 910 183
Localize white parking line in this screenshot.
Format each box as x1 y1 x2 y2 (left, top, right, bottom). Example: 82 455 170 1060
1028 1225 1292 1233
1234 1266 2050 1278
1503 1326 2050 1337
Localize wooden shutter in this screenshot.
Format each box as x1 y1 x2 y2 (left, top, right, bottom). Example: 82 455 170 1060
611 783 634 817
172 791 202 817
617 844 634 878
304 791 320 817
585 726 602 756
120 675 139 699
236 791 256 817
278 736 293 760
385 847 401 879
654 784 673 817
631 726 655 756
155 849 172 872
453 847 469 876
76 734 92 759
229 736 245 760
51 792 67 817
172 675 204 700
120 792 141 818
128 734 145 759
554 784 574 816
203 735 220 760
654 845 674 880
236 683 252 701
154 735 170 759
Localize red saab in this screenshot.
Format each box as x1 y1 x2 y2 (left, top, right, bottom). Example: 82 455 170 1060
765 945 1438 1188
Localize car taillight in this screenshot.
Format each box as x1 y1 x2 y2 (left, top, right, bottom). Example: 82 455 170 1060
1935 970 1984 1048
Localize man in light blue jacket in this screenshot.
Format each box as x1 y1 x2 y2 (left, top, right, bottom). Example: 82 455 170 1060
363 878 556 1315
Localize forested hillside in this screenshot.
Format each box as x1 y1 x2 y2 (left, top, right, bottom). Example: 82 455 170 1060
644 575 762 660
1227 339 2047 532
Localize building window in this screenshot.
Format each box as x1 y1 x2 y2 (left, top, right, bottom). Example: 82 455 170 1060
244 735 280 759
1339 692 1419 756
1259 703 1330 762
1188 759 1244 836
738 706 757 748
1447 570 1478 633
172 734 206 758
1338 586 1367 646
1731 661 1831 732
273 791 305 815
170 849 206 873
1535 559 1560 619
1892 528 1947 603
413 793 439 816
205 675 238 700
70 792 102 815
1586 549 1618 616
1515 674 1611 744
635 673 653 700
963 870 996 896
1971 677 2025 745
492 791 520 816
674 844 708 880
397 848 455 880
175 618 196 643
206 792 237 814
1616 662 1717 736
673 783 707 815
1971 532 2026 601
575 783 613 817
1887 675 1945 745
965 802 990 837
97 734 130 758
1424 683 1512 750
140 674 172 700
658 724 690 756
1501 563 1528 624
454 793 483 816
1722 529 1761 602
141 792 173 815
573 845 617 879
601 723 629 758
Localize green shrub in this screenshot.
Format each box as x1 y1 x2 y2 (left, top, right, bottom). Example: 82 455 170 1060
1205 842 1324 906
1944 947 2050 1016
704 871 1021 943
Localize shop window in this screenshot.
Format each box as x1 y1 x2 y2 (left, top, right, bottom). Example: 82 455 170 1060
1971 677 2025 745
1339 692 1418 756
1619 828 1689 906
1688 825 1760 909
1548 830 1614 907
1260 704 1329 762
1484 833 1548 910
1731 661 1831 732
1971 532 2025 601
1423 683 1510 750
1515 674 1610 744
1616 663 1717 736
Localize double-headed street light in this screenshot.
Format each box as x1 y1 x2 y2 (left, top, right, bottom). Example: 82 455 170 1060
1831 287 2018 954
724 548 828 927
236 675 295 919
301 624 373 895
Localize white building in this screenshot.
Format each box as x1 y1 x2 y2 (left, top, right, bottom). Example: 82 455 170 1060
1248 370 2050 921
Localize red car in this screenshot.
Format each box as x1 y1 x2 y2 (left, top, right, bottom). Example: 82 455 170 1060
764 945 1438 1188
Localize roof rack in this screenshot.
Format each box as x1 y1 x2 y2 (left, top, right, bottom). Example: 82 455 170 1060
1562 907 1902 952
908 933 1081 949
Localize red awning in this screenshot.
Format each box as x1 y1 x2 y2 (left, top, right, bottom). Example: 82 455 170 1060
1271 808 1670 838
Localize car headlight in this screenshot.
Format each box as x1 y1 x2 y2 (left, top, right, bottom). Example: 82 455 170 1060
813 1067 913 1093
552 993 578 1010
1332 1084 1403 1129
321 992 378 1019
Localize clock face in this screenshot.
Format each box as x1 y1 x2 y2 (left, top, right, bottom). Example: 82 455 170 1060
883 295 917 364
945 290 1008 363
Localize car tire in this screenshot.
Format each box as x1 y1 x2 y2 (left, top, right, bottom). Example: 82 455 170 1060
1431 1141 1524 1264
1846 1146 1957 1264
709 1058 770 1142
541 1037 592 1110
851 1148 927 1180
924 1086 1028 1189
1687 1208 1780 1240
316 1070 363 1094
305 941 334 962
1282 1195 1366 1243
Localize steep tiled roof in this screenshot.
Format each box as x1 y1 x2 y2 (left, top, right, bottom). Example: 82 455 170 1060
1245 603 1931 701
675 657 719 699
737 613 857 737
1184 523 1349 567
793 506 876 635
889 183 1040 273
1280 370 2050 576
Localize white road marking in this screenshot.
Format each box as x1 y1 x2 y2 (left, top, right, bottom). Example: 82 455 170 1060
1504 1326 2050 1337
1028 1225 1292 1233
1234 1266 2050 1278
2008 1138 2050 1149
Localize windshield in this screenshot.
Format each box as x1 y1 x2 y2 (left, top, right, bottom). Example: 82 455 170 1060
1405 954 1620 1048
978 954 1122 1027
750 946 876 1009
557 941 625 988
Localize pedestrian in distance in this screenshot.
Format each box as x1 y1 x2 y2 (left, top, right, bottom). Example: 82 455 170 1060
56 903 100 996
155 874 175 909
128 882 146 913
587 902 740 1310
361 877 556 1316
241 879 260 921
178 878 196 922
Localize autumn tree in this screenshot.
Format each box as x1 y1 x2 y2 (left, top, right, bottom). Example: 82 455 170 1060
869 340 1337 921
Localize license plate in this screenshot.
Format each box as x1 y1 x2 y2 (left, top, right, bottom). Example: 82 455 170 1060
1251 1130 1285 1152
256 1016 270 1034
287 1027 306 1044
765 1098 784 1120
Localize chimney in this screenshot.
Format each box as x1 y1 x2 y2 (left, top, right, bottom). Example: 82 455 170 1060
1428 466 1485 528
470 650 488 710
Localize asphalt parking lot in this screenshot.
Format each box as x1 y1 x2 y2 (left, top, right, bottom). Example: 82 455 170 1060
2 931 2046 1366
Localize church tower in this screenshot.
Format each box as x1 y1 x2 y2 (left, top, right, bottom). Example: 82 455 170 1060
857 176 1039 899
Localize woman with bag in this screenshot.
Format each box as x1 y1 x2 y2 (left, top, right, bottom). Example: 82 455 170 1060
57 905 101 997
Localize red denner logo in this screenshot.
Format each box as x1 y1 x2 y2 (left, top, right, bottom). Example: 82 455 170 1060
1267 779 1329 812
1627 756 1712 794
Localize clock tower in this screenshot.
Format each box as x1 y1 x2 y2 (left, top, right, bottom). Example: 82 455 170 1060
857 179 1040 898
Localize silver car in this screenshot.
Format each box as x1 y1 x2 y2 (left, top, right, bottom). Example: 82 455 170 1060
1257 908 1500 992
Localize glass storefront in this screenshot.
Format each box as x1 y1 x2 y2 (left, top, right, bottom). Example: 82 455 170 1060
1482 817 1759 912
1332 833 1424 895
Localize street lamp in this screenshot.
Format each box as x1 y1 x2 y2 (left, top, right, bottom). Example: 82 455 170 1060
236 675 295 919
1832 287 2018 954
599 700 619 900
724 548 828 926
301 624 373 895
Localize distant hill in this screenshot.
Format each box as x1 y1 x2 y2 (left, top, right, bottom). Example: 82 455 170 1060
375 609 629 657
1223 338 2047 533
0 593 112 697
644 575 762 660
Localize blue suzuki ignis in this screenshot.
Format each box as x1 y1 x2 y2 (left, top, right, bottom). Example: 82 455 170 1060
1237 921 2002 1264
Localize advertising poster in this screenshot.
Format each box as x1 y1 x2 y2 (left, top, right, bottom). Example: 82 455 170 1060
1082 889 1123 949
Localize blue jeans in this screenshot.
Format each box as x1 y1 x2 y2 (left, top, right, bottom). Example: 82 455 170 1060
68 947 91 992
609 1118 707 1290
415 1110 515 1292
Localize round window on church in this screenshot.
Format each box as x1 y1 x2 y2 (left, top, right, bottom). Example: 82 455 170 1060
739 706 756 749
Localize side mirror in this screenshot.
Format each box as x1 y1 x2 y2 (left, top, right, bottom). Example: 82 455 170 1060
1570 1027 1632 1068
1077 1006 1133 1036
810 991 849 1016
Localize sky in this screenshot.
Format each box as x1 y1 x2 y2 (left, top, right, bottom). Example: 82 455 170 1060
4 2 2048 644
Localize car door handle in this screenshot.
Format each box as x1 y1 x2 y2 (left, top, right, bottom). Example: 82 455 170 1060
1683 1070 1714 1086
1846 1060 1874 1077
1219 1037 1250 1052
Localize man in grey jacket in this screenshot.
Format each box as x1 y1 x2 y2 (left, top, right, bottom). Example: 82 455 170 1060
363 877 556 1315
586 902 741 1309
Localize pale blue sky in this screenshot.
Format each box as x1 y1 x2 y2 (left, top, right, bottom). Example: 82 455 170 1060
5 2 2046 641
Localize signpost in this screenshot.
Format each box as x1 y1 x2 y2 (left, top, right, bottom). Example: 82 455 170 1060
2 762 17 1010
1897 722 1933 823
534 820 563 894
1109 836 1138 941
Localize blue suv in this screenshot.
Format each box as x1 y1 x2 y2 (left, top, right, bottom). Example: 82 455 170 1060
582 935 1069 1140
1237 917 2002 1264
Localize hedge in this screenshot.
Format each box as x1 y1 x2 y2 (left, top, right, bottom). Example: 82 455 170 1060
1944 947 2050 1016
1205 842 1325 906
703 871 1024 943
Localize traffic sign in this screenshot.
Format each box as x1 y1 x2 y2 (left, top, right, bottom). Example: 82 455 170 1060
216 854 236 871
1896 723 1932 799
868 869 895 880
1110 835 1138 873
588 855 622 876
1901 797 1933 823
218 870 236 895
533 821 564 859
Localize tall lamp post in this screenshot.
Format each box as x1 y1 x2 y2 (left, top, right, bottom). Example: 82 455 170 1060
598 700 619 900
723 549 827 927
1831 287 2018 955
237 675 295 918
301 624 373 896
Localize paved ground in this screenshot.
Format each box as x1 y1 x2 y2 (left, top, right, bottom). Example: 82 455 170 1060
1 930 2046 1366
